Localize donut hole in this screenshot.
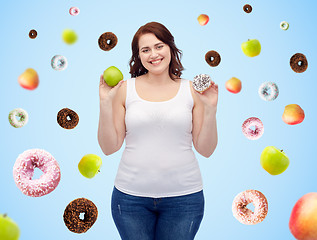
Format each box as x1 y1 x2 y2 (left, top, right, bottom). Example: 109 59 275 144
249 125 256 132
67 115 72 121
297 61 302 66
32 167 43 180
247 203 255 212
15 115 24 122
57 59 65 68
209 57 214 62
79 212 85 220
106 39 112 45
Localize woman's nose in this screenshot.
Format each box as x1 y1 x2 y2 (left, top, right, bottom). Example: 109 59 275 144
150 49 159 58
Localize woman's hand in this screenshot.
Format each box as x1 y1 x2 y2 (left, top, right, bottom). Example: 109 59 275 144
99 75 124 101
194 81 218 110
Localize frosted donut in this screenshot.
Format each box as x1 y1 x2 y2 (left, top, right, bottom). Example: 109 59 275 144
29 29 37 39
280 21 289 30
69 7 80 16
193 74 212 93
242 117 264 140
205 50 221 67
243 4 252 13
232 190 268 225
290 53 308 73
258 82 279 101
57 108 79 129
8 108 28 128
13 149 61 197
63 198 98 233
51 55 68 71
98 32 118 51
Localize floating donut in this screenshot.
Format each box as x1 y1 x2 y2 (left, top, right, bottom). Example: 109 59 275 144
69 7 80 16
290 53 308 73
193 74 213 93
51 55 68 71
280 21 289 30
205 50 221 67
13 149 61 197
57 108 79 129
243 4 252 13
242 117 264 140
8 108 28 128
258 82 279 101
232 190 268 225
29 29 37 39
98 32 118 51
63 198 98 233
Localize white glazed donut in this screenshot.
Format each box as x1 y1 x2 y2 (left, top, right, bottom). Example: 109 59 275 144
193 74 212 93
13 149 61 197
8 108 28 128
51 55 68 71
232 189 268 225
242 117 264 140
258 82 279 101
280 21 289 30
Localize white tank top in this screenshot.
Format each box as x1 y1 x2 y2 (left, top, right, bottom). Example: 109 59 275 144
114 77 203 198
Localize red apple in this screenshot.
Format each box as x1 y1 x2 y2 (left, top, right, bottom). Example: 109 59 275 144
18 68 39 90
282 104 305 125
225 77 242 94
289 192 317 240
197 14 209 26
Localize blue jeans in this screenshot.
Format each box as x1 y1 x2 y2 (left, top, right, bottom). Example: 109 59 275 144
111 186 204 240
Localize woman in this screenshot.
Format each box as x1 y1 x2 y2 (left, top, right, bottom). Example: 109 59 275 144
98 22 218 240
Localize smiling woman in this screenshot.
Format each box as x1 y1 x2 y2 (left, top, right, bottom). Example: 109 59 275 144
129 21 184 80
98 21 219 240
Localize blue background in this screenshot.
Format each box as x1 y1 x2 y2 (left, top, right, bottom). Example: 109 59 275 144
1 0 316 239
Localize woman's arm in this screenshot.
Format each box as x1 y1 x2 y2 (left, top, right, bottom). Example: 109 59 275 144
191 81 218 158
98 75 125 156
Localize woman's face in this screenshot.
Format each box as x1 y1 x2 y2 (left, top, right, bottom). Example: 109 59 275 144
138 33 171 76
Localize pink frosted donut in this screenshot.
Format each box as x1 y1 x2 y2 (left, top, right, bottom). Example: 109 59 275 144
69 7 80 16
13 149 61 197
232 190 268 225
242 117 264 140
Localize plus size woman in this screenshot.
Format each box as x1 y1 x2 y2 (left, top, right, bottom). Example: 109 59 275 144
98 21 218 240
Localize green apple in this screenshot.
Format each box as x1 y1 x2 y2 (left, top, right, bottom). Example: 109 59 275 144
0 214 20 240
260 146 289 175
62 29 78 44
78 154 102 178
241 39 261 57
103 66 123 87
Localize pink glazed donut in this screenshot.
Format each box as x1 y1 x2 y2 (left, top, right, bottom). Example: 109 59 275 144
232 190 268 225
242 117 264 140
13 149 61 197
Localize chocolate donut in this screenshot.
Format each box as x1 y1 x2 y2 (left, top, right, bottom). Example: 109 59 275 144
243 4 252 13
63 198 98 233
205 50 221 67
290 53 308 73
29 29 37 39
98 32 118 51
57 108 79 129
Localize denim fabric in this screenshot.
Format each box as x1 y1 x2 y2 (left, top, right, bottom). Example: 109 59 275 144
111 186 204 240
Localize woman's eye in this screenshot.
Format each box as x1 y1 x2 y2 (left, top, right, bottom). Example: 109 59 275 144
142 49 149 53
157 45 163 49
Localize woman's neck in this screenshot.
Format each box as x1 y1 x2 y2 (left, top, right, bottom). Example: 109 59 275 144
143 71 174 86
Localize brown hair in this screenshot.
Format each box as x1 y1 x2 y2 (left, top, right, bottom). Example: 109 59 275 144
129 22 184 80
